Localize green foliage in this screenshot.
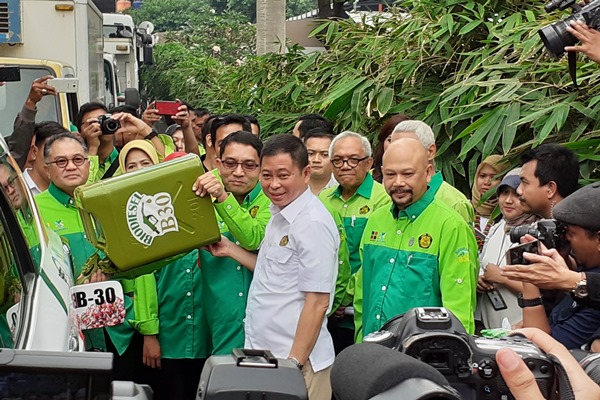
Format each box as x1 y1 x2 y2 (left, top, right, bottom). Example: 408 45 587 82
142 0 600 189
130 0 316 27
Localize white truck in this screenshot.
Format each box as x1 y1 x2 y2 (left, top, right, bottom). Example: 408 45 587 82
0 0 116 136
103 13 154 107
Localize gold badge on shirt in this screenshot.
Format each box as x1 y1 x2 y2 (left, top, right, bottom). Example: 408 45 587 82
359 205 370 215
279 235 289 246
418 234 432 249
250 205 259 218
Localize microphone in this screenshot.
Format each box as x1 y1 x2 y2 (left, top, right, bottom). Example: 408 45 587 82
331 343 462 400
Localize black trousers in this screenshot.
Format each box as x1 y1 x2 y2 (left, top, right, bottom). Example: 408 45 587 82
154 358 207 400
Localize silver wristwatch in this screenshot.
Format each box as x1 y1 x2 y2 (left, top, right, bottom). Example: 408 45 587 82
572 278 588 299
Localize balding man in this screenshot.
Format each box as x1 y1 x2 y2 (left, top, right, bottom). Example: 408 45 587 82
391 120 474 224
355 139 478 339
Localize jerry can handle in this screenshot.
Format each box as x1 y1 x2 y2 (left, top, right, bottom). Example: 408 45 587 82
78 209 106 251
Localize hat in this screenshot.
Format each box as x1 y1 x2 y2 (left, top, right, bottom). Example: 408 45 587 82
553 182 600 231
165 123 181 136
496 167 522 195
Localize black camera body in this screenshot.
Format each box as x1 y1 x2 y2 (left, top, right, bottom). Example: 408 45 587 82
364 307 557 400
97 114 121 135
539 0 600 57
509 219 566 249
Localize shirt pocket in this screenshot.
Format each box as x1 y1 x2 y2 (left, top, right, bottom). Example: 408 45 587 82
265 247 296 290
401 253 437 300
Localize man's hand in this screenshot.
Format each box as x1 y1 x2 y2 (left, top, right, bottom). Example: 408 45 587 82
77 270 110 285
501 247 581 291
112 112 152 136
25 76 56 110
143 335 162 369
566 21 600 64
498 328 600 399
142 102 161 128
80 116 103 155
192 171 228 203
330 305 346 320
171 101 191 130
484 263 504 284
205 235 236 258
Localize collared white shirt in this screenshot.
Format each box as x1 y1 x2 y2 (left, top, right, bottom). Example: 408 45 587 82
245 188 339 372
22 169 42 196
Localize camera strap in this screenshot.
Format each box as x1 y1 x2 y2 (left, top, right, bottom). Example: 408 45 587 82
548 353 575 400
568 51 579 89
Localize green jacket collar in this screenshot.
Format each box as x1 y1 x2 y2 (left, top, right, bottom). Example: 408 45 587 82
243 182 262 205
331 173 375 200
429 171 443 194
48 182 75 207
392 185 435 221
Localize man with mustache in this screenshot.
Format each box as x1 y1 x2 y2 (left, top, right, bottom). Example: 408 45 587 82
355 138 478 339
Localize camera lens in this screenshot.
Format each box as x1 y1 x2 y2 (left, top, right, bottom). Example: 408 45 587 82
101 118 120 135
539 15 581 57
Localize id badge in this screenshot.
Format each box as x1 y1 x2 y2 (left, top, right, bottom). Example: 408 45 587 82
486 289 508 311
69 281 126 330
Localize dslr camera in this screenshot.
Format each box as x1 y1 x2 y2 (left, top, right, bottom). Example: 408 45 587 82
509 219 567 249
97 114 121 135
364 307 557 400
539 0 600 57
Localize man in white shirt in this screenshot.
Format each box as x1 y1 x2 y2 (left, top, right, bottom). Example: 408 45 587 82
206 134 339 400
303 129 337 195
24 121 69 195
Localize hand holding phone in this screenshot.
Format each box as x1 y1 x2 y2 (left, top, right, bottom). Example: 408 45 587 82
154 100 182 116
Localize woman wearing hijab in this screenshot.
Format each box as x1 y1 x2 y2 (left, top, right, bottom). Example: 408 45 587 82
477 168 538 329
121 143 210 399
471 155 507 251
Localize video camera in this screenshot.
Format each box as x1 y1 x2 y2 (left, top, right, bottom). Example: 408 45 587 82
539 0 600 57
509 219 567 249
97 114 121 135
364 307 556 399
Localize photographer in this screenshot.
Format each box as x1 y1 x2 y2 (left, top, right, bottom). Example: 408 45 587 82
498 328 600 400
502 182 600 349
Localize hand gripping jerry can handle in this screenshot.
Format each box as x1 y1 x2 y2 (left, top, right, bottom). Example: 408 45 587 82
78 209 106 251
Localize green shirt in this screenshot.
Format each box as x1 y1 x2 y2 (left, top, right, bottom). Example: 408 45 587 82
320 202 352 314
154 250 211 359
87 148 119 184
320 174 391 274
200 183 271 355
35 183 135 355
429 171 475 225
355 188 478 340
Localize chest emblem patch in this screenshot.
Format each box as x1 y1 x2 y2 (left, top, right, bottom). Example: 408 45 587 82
279 235 289 246
126 191 179 246
418 234 432 249
359 205 370 215
249 205 259 218
369 231 386 242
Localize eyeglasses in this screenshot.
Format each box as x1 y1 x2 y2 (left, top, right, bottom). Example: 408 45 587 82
1 175 17 191
331 156 369 169
222 159 259 172
46 155 88 168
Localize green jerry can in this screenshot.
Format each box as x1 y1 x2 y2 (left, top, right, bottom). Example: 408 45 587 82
74 154 220 278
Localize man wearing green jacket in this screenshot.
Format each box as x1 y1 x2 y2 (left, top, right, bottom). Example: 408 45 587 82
193 131 271 354
319 131 391 352
355 139 478 340
391 120 475 225
34 133 141 381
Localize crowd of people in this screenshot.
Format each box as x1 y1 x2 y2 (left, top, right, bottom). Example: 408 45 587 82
4 71 600 400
